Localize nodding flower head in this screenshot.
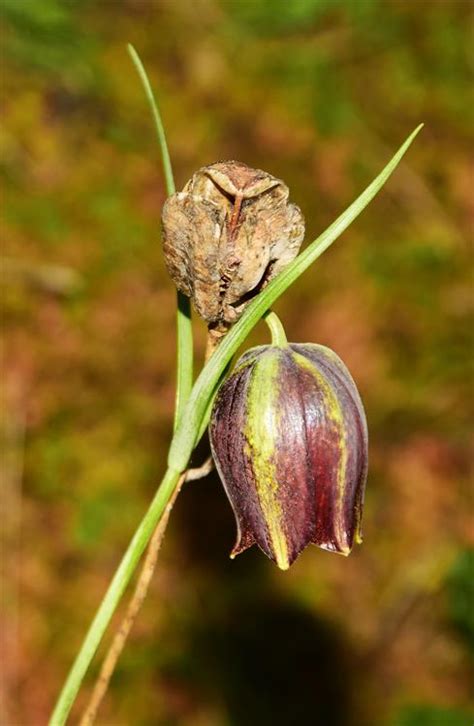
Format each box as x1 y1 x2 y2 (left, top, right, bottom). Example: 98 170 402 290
209 343 368 570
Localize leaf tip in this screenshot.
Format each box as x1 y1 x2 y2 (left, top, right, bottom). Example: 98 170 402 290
408 123 424 144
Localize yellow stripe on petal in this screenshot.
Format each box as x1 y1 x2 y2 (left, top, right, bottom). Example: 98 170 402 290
244 352 290 570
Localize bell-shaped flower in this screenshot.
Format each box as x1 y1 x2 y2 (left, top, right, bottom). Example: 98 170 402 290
209 342 368 569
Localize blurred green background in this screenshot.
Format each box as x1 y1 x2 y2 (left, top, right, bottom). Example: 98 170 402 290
1 1 472 724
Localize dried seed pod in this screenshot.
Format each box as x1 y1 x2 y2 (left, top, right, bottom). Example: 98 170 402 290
161 161 305 335
209 344 368 570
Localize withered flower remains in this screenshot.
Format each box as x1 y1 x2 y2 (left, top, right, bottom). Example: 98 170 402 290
161 161 305 335
209 344 368 570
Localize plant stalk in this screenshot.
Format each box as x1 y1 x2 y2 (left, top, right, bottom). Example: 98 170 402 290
77 337 218 725
49 466 182 726
77 474 185 726
264 311 288 347
49 124 422 725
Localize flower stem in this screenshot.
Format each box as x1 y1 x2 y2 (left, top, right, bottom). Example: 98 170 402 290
49 466 182 726
175 293 193 429
77 341 219 725
78 479 183 726
264 311 288 347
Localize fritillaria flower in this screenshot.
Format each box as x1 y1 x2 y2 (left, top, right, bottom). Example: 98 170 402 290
209 342 368 570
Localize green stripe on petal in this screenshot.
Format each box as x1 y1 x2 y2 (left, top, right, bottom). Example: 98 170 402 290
243 352 290 570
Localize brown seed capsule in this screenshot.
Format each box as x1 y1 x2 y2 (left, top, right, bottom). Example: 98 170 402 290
161 161 305 336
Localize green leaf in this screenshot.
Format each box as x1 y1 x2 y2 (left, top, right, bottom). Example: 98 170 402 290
127 44 175 197
168 124 423 471
127 44 193 428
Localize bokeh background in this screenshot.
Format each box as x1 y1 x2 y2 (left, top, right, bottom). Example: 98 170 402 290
1 1 472 724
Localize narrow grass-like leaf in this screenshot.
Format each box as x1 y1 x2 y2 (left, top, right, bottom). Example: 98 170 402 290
128 44 193 427
127 44 175 197
168 124 423 471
